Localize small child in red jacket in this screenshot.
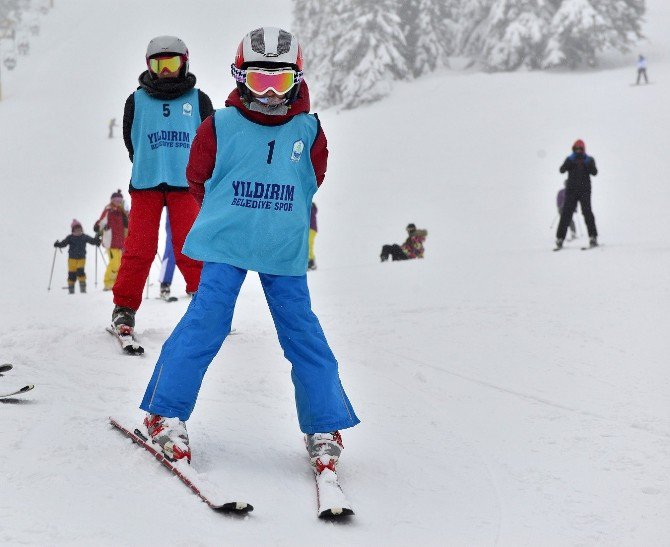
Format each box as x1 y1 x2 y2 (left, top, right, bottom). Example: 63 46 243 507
94 190 129 291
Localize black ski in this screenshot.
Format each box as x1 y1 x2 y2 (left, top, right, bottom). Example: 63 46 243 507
0 363 13 374
0 384 34 399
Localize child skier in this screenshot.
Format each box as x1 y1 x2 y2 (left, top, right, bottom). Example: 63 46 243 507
111 36 214 334
94 190 129 291
380 223 428 261
54 220 100 293
556 182 577 241
308 202 317 270
139 27 359 479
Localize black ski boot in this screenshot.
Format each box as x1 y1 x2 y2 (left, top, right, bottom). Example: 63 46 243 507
79 282 87 293
160 283 171 299
112 305 136 333
588 236 598 248
553 238 564 251
68 285 75 294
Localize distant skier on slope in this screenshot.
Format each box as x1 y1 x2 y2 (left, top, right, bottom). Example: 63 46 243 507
94 190 128 291
380 223 428 262
110 36 214 336
556 181 578 241
555 140 598 250
138 28 359 482
636 54 649 85
54 220 100 294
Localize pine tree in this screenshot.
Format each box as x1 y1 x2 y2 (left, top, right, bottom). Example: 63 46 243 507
326 0 408 109
543 0 645 68
479 0 553 71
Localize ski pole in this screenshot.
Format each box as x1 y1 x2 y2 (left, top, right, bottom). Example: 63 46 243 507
550 214 559 230
97 245 107 267
47 247 58 291
95 246 98 288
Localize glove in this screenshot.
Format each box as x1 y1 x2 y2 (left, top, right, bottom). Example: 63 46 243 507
95 236 102 247
53 240 59 247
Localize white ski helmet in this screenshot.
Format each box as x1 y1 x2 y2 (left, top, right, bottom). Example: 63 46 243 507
231 27 303 104
145 35 189 78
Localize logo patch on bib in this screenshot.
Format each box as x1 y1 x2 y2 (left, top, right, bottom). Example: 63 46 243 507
291 140 304 162
182 103 193 116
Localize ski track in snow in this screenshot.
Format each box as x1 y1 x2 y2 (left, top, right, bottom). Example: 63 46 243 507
1 0 670 545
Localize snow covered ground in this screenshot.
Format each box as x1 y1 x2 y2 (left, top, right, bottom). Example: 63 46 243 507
1 1 669 545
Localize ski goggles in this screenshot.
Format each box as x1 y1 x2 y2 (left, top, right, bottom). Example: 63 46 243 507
148 55 185 74
231 65 303 95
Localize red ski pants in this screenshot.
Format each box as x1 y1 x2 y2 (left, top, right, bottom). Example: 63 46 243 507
113 190 202 311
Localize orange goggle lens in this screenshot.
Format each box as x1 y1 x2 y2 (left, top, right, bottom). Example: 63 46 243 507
149 55 184 74
245 69 296 95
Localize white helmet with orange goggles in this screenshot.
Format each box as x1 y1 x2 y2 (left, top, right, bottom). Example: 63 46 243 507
231 27 303 105
146 35 189 78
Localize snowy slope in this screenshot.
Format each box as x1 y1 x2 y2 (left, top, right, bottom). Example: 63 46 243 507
1 1 669 545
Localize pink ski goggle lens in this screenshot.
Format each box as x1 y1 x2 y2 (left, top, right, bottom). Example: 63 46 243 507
244 68 297 95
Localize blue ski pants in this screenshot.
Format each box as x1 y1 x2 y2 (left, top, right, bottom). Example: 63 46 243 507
140 262 360 434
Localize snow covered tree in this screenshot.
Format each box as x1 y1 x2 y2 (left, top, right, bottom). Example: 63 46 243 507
458 0 495 59
543 0 645 68
295 0 407 109
478 0 553 71
332 0 408 109
399 0 458 77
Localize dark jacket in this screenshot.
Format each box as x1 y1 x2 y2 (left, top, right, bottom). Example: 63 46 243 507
55 233 99 259
123 71 214 193
559 153 597 190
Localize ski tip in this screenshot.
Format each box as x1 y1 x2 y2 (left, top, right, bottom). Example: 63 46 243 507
318 507 355 519
214 501 254 513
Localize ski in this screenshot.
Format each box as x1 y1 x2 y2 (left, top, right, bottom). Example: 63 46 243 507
106 326 144 356
313 461 354 519
0 384 34 399
109 417 253 513
157 295 179 303
581 243 604 251
0 363 13 374
552 247 562 252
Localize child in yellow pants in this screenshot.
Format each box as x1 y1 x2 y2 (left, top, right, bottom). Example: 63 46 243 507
54 220 101 293
308 202 318 271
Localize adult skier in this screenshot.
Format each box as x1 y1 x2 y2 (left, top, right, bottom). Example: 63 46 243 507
555 140 598 250
111 36 213 335
139 27 359 481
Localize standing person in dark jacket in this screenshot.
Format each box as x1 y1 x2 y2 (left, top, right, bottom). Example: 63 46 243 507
111 36 214 335
555 140 598 250
54 220 101 294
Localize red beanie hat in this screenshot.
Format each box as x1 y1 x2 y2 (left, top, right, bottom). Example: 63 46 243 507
572 139 586 151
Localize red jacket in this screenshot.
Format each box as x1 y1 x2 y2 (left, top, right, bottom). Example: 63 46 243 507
94 204 128 249
186 81 328 205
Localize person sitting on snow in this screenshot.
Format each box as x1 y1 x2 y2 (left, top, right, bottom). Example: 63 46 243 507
380 223 428 262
